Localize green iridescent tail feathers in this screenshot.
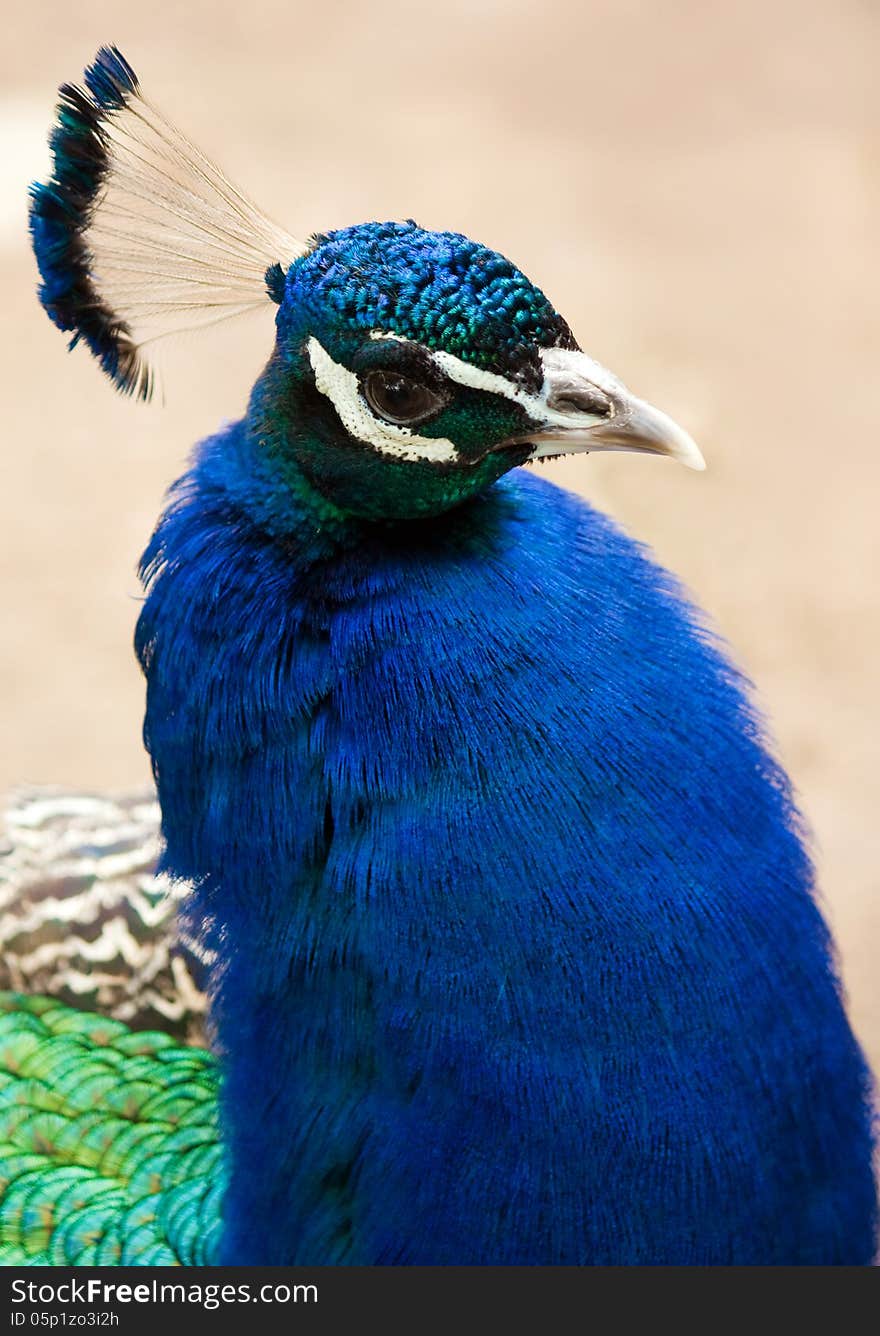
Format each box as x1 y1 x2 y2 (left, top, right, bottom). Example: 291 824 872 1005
0 993 223 1266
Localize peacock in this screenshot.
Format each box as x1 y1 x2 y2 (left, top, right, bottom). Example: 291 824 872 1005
3 44 875 1265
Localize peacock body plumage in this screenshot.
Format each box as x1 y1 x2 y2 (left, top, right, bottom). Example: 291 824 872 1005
135 448 877 1265
0 791 207 1042
7 46 876 1265
0 995 220 1264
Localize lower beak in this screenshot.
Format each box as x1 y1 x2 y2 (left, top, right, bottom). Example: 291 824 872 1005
521 349 705 472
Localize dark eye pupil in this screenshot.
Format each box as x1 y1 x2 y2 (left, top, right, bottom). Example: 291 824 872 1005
363 370 441 426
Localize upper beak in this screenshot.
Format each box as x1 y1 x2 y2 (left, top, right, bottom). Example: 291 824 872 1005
521 348 705 472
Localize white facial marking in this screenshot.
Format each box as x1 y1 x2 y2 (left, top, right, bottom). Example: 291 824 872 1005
370 331 541 416
307 337 460 463
369 334 704 469
369 332 611 430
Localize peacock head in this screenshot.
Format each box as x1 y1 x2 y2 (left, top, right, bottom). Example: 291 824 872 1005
30 47 704 524
258 221 702 520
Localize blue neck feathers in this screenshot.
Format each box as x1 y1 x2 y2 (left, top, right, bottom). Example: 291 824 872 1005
136 424 877 1264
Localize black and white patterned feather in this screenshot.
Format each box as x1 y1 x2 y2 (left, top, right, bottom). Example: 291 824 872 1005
0 788 208 1043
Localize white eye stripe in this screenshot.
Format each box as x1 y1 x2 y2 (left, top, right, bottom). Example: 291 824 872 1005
368 332 611 430
370 331 531 407
306 338 460 463
308 332 614 467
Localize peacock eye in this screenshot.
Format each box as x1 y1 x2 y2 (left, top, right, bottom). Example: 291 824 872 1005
362 369 447 427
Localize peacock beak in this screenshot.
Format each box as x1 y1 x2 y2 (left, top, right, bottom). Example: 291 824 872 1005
525 348 706 471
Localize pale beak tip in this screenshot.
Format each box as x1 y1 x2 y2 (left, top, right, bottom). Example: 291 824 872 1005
629 399 707 473
527 351 708 473
679 439 707 472
632 398 710 472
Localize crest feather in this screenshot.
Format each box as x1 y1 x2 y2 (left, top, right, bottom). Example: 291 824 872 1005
29 46 307 399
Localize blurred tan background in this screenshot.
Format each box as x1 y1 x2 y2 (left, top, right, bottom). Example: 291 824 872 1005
2 1 878 1067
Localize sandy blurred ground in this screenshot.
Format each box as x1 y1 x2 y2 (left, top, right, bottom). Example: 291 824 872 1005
1 1 878 1068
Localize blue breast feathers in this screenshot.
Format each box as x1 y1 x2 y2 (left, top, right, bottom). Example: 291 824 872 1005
135 426 877 1264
